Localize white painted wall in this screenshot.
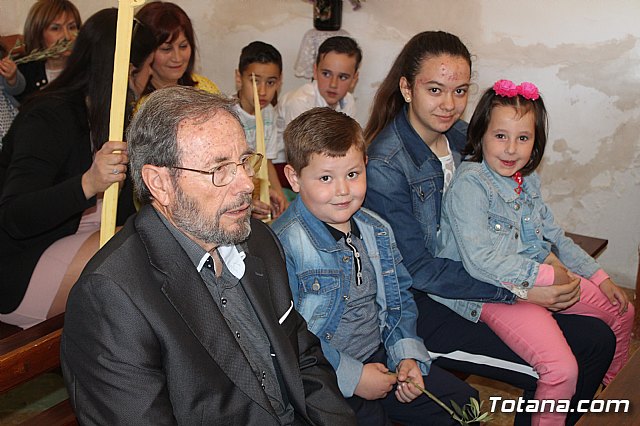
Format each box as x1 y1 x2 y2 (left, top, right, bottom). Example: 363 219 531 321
2 0 639 287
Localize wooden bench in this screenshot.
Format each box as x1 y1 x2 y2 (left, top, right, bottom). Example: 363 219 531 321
0 313 77 425
565 232 608 259
0 313 64 393
576 348 640 425
19 400 77 426
0 34 25 57
579 245 640 424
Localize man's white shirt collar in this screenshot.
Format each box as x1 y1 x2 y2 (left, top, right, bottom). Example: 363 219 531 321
196 245 246 279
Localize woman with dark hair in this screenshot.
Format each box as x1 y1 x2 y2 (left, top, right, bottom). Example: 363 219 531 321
363 31 615 425
0 8 156 328
17 0 82 101
135 1 219 100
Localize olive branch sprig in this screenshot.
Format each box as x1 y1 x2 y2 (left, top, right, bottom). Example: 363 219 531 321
387 372 493 425
9 38 75 65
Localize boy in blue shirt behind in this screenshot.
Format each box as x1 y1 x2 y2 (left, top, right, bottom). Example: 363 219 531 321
272 107 478 425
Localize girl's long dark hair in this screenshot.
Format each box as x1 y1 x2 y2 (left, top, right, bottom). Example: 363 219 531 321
24 8 155 151
364 31 471 144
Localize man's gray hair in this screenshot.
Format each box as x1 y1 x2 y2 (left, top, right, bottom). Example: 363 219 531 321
127 86 240 204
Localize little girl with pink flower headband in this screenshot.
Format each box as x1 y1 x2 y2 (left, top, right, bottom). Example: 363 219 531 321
437 79 634 425
492 79 539 100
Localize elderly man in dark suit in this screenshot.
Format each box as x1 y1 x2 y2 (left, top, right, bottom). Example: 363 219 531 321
61 86 356 426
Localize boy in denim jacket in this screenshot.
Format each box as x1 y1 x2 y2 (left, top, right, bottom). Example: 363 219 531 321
272 107 477 426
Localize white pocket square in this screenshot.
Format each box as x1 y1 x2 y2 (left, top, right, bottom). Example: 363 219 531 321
279 301 294 324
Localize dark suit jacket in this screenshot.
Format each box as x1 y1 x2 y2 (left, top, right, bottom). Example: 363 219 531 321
61 205 355 425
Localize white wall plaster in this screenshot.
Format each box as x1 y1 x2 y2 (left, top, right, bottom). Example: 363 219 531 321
1 0 638 287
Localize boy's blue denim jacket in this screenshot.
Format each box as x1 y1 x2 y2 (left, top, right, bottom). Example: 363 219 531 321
364 106 515 322
272 197 430 397
437 161 601 315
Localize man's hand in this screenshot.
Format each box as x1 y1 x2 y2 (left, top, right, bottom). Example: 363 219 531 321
526 278 580 311
354 363 396 400
395 359 424 403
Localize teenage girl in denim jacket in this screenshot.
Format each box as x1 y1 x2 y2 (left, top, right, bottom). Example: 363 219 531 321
437 80 633 425
364 31 616 425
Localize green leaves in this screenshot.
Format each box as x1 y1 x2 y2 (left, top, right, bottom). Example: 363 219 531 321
12 38 75 65
388 371 493 425
451 398 493 424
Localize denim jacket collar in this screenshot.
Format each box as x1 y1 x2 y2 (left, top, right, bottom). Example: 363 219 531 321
393 106 468 169
479 161 541 203
291 196 386 254
290 197 341 252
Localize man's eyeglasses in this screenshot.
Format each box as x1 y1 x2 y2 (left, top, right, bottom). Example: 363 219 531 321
170 152 263 187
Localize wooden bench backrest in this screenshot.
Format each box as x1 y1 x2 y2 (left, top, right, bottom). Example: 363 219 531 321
0 313 64 394
0 34 25 57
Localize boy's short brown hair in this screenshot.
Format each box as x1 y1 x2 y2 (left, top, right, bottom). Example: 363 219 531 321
284 107 366 173
316 36 363 71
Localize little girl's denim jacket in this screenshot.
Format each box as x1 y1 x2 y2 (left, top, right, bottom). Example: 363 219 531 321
272 197 430 397
365 106 516 322
437 161 601 317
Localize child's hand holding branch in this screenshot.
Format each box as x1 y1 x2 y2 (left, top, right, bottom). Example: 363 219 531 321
395 359 424 403
354 362 395 400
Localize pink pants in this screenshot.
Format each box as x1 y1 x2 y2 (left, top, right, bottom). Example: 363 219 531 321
481 276 634 426
0 201 103 329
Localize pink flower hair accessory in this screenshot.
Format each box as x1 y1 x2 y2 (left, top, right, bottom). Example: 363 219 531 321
492 79 540 101
493 80 518 97
517 82 539 100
